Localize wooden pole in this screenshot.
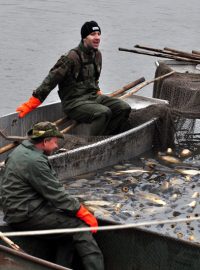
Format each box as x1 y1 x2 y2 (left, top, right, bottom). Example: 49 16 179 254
134 44 179 56
53 116 69 127
192 50 200 55
0 231 24 253
135 45 200 61
164 47 200 60
108 77 145 97
120 71 175 99
60 122 77 134
118 47 200 64
0 142 19 154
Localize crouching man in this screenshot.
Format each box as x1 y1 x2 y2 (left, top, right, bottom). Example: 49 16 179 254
1 121 104 270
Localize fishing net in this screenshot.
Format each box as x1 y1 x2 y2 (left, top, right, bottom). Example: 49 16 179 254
58 104 175 153
153 61 200 151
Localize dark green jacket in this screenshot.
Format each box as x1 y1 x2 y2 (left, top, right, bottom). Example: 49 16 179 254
1 140 80 224
33 42 102 112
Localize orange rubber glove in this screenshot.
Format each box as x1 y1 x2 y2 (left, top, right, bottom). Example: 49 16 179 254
76 205 98 233
16 96 42 118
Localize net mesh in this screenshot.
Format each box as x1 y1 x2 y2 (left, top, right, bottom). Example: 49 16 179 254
58 103 175 153
153 62 200 151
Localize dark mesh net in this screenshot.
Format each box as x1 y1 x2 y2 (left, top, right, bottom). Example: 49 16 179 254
58 103 175 152
60 133 110 150
153 62 200 150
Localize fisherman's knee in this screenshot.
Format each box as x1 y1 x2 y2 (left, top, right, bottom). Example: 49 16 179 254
93 107 112 122
120 102 131 117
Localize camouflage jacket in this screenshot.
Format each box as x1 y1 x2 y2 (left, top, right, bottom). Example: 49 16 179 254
1 140 80 224
33 42 102 112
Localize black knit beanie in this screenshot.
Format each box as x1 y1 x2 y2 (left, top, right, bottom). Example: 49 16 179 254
81 21 101 39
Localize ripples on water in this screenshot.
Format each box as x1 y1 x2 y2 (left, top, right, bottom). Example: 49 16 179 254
0 0 200 115
64 149 200 244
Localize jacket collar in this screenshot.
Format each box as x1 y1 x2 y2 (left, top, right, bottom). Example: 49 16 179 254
78 41 97 55
21 140 44 154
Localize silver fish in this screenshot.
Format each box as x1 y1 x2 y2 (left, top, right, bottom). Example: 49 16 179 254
175 168 200 176
192 192 199 198
158 155 181 164
85 205 111 216
118 169 150 175
166 148 173 154
136 192 167 206
188 201 197 208
83 200 112 207
179 149 192 158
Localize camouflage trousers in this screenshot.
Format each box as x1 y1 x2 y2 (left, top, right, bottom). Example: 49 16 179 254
67 95 131 136
10 204 104 270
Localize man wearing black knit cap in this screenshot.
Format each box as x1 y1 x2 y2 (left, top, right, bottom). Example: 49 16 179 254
16 21 131 136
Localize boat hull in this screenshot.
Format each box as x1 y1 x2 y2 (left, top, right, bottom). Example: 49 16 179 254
1 222 200 270
51 119 156 181
0 244 71 270
0 95 172 270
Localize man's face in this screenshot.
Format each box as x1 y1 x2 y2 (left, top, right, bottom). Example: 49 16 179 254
43 137 59 155
83 31 101 49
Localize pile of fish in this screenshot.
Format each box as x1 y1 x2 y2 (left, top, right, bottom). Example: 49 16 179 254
64 148 200 244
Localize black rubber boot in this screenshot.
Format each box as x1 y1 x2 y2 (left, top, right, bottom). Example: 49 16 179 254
82 253 104 270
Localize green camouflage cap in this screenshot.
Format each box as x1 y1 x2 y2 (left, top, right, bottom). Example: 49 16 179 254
27 121 64 139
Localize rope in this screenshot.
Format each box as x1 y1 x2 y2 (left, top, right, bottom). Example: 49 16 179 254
3 216 200 237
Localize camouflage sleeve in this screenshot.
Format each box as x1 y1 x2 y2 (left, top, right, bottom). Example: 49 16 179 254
32 55 74 102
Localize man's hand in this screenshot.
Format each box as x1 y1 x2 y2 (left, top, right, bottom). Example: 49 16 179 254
16 96 42 118
97 90 103 95
76 205 98 233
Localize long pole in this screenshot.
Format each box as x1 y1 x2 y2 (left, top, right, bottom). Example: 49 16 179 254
0 231 24 252
192 50 200 55
108 76 145 97
135 44 200 60
120 71 175 99
118 47 200 64
2 215 200 237
134 44 179 56
164 47 200 60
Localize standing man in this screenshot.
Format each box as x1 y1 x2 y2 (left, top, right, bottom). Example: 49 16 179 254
1 121 104 270
16 21 131 135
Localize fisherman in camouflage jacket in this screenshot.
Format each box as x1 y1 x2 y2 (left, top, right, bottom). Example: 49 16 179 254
16 21 131 136
2 121 104 269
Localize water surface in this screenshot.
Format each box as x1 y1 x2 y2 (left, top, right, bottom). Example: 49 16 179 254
0 0 200 115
